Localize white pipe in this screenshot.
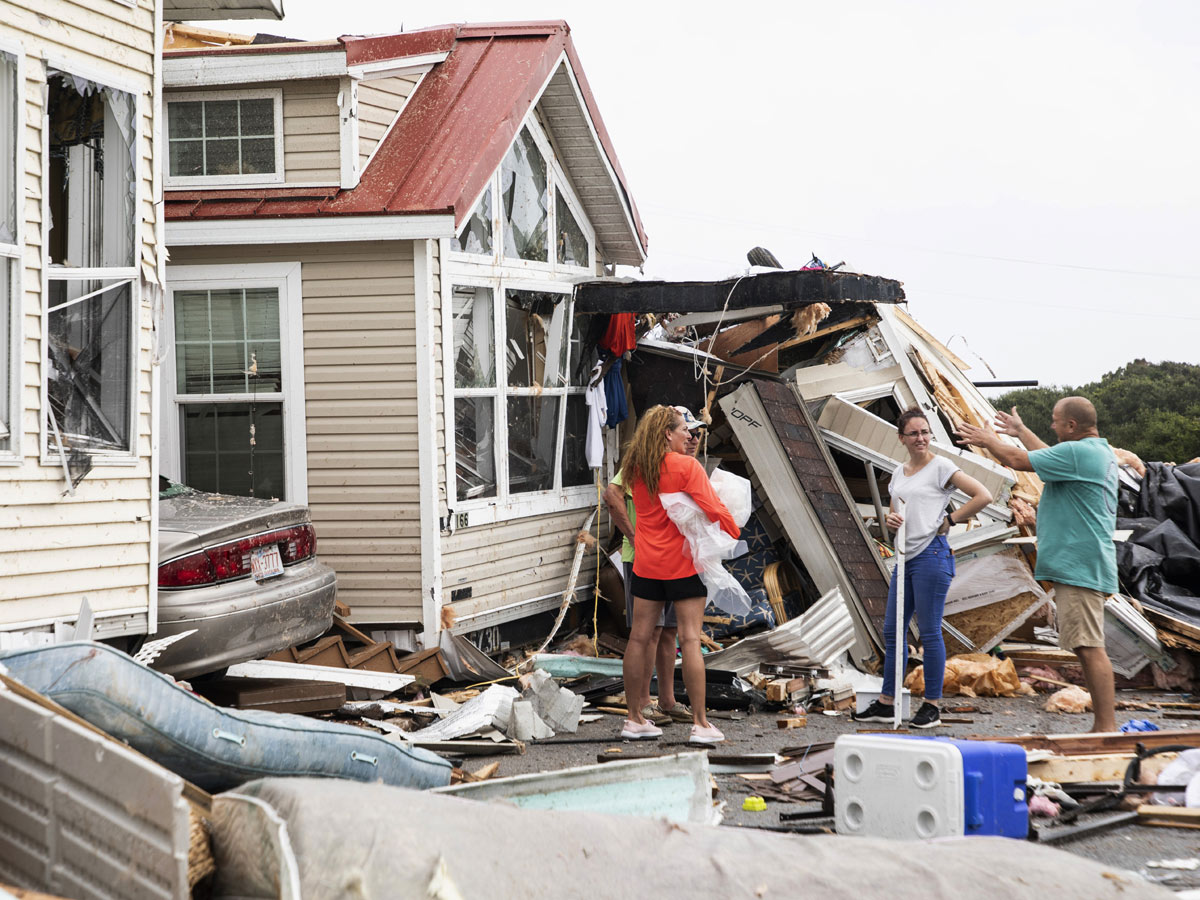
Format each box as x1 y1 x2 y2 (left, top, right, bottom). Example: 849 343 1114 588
892 501 906 730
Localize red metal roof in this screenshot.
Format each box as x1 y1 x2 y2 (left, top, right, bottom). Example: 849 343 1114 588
164 21 647 257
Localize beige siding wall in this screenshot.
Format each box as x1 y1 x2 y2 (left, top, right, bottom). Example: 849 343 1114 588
166 78 341 185
167 240 424 621
357 74 420 171
441 508 601 626
0 0 158 625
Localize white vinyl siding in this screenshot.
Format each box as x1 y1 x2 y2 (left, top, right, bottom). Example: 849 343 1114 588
0 0 157 630
167 240 424 622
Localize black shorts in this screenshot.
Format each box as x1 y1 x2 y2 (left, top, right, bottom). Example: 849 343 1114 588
631 572 705 604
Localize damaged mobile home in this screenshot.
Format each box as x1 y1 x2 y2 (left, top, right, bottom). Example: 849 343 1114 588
161 21 646 650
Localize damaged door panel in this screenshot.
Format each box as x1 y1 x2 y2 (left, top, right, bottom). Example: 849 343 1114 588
720 379 890 659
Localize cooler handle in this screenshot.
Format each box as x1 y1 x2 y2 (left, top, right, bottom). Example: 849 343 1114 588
964 771 983 829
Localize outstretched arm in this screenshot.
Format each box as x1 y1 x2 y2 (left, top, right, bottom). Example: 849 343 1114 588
954 420 1034 472
994 406 1048 451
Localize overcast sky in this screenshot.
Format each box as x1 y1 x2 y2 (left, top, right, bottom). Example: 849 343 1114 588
199 1 1200 391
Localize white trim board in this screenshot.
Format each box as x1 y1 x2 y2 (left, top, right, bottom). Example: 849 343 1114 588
225 660 415 692
164 49 347 88
349 54 446 79
167 214 455 246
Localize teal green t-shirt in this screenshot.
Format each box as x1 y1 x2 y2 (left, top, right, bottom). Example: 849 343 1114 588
1028 437 1119 593
610 469 636 564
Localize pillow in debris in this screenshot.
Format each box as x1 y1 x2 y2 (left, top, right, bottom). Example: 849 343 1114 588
726 550 779 592
738 513 776 555
0 641 454 793
704 588 776 640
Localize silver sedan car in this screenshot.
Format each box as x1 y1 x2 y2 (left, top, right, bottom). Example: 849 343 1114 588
152 481 337 679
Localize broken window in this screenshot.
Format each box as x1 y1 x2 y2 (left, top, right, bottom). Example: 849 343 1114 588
167 93 279 180
47 73 136 269
452 285 497 501
44 71 137 459
452 284 591 505
452 184 493 256
0 50 16 453
556 190 589 269
172 286 286 498
500 127 548 262
46 280 133 453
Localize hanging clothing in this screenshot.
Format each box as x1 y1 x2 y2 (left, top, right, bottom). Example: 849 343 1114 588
599 313 637 357
584 360 608 469
603 356 628 427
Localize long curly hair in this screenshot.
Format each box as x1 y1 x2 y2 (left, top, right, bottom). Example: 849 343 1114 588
623 405 681 496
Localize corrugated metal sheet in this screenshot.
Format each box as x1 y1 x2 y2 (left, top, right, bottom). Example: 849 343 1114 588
164 22 647 263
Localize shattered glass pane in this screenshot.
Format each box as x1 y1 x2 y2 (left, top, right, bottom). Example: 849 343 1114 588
168 96 276 177
174 287 281 395
1 52 16 245
455 397 497 501
46 280 132 452
556 191 589 269
452 285 495 388
561 394 591 487
507 395 559 494
452 185 493 255
500 127 548 262
568 307 597 387
47 74 136 268
181 401 284 499
506 290 568 389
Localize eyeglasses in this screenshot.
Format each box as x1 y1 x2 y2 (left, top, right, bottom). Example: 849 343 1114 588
902 429 932 438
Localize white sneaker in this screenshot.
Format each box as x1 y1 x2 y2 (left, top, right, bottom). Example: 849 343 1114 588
620 718 663 740
689 723 725 745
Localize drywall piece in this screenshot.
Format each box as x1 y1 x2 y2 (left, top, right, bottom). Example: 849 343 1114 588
0 682 190 899
436 751 718 825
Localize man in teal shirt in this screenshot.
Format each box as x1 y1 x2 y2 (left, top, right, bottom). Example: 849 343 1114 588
957 397 1118 732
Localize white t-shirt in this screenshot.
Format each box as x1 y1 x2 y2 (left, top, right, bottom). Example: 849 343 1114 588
889 455 959 557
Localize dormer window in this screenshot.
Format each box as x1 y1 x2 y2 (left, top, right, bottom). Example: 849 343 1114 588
452 122 594 273
166 90 283 186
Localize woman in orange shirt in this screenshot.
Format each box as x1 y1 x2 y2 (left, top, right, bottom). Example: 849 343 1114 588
620 405 740 745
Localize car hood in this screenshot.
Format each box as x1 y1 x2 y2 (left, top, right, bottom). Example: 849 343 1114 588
159 491 313 562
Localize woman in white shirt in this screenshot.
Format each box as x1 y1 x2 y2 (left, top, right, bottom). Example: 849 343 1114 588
853 408 993 728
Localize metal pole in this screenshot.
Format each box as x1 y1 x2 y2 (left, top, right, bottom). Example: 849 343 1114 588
893 501 906 730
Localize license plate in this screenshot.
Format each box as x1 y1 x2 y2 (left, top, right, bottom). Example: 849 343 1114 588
250 545 284 581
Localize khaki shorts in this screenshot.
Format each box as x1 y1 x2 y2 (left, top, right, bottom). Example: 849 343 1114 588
1052 582 1107 650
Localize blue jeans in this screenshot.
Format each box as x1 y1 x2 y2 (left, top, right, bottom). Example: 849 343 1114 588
880 536 955 701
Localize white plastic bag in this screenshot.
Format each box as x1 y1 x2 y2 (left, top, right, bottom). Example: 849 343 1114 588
1152 748 1200 807
709 468 752 529
659 491 751 617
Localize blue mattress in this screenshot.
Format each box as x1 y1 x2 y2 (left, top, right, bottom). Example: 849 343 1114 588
0 641 452 792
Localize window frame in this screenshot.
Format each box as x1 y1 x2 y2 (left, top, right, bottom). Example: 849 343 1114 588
163 88 285 189
162 262 308 504
448 115 596 276
0 39 23 464
447 272 597 523
39 61 142 465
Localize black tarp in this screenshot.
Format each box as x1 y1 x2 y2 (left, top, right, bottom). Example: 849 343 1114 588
1117 461 1200 619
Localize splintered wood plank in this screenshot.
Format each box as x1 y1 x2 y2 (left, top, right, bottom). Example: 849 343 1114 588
1029 753 1175 784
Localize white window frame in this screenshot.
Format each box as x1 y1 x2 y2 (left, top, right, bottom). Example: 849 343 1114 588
164 88 285 189
162 262 308 504
448 115 596 276
0 40 23 464
446 271 597 525
40 63 142 465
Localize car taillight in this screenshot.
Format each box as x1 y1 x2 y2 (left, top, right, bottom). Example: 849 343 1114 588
279 524 316 564
159 524 318 588
158 551 217 587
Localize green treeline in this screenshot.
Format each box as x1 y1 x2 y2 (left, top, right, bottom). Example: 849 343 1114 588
990 360 1200 463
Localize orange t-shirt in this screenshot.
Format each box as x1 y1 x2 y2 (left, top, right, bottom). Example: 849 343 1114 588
630 453 740 580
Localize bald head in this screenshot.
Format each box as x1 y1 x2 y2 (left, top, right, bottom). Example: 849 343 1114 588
1051 396 1099 441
